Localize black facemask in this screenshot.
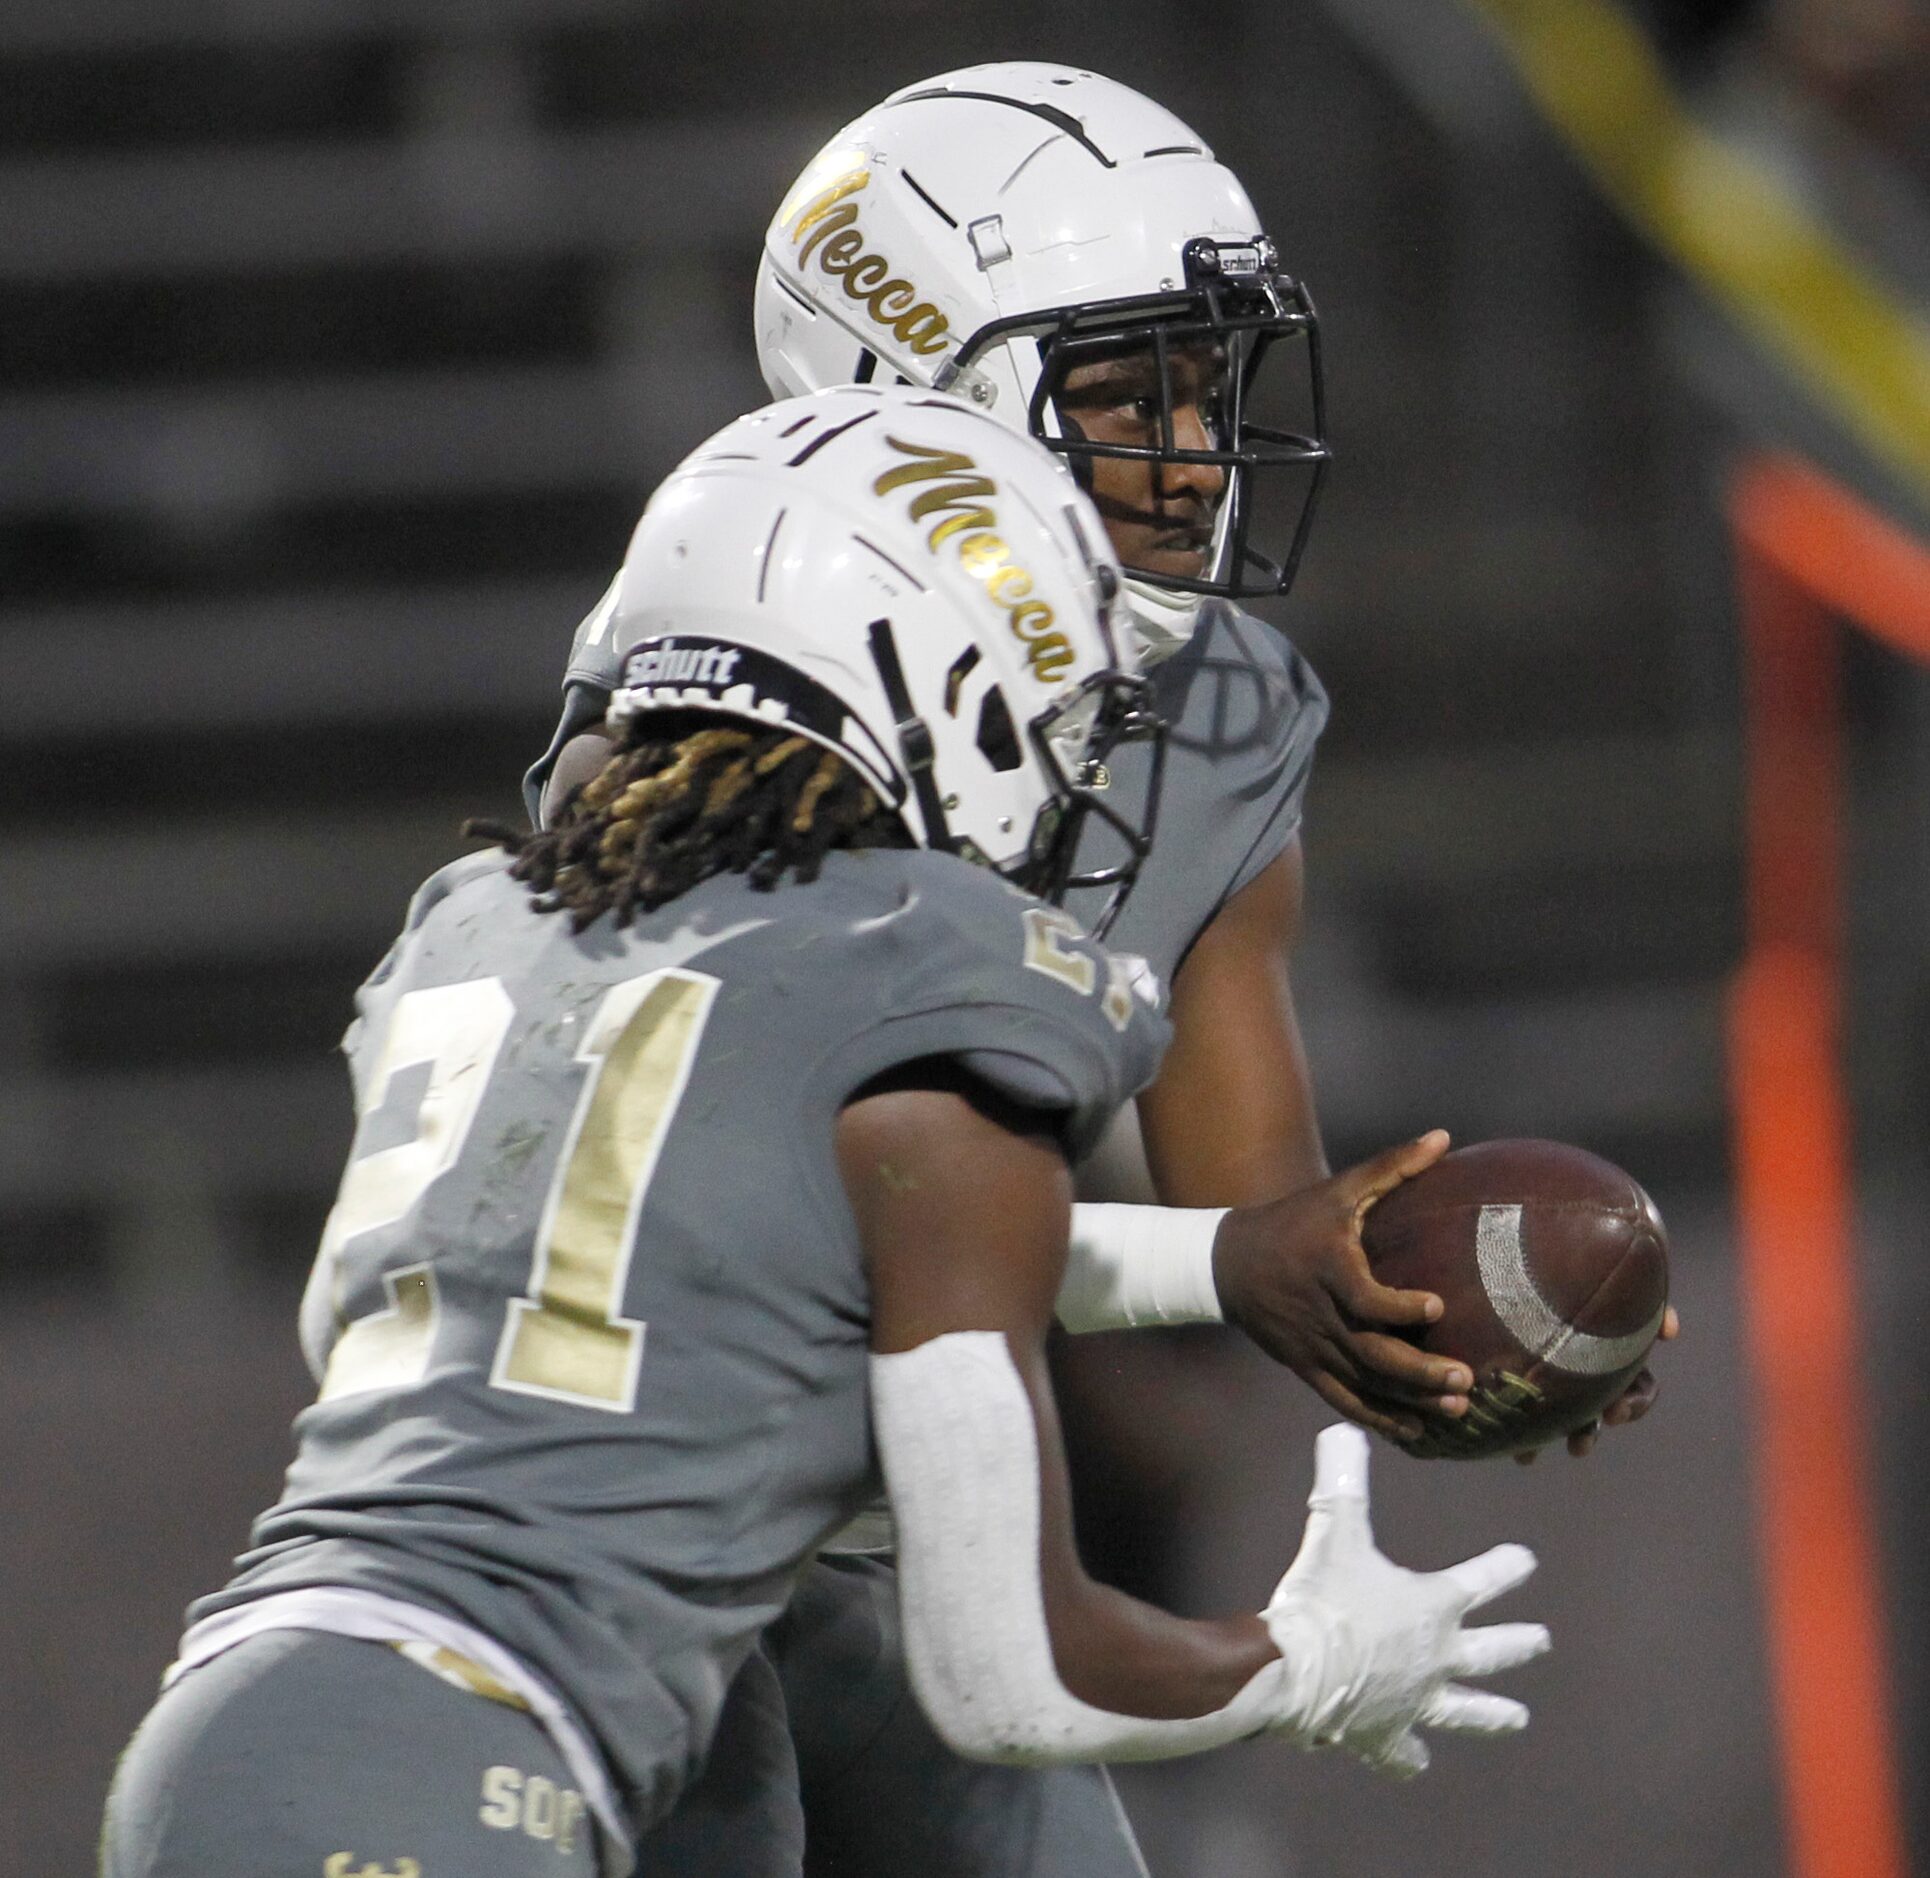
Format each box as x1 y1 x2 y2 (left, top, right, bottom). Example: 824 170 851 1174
941 237 1330 602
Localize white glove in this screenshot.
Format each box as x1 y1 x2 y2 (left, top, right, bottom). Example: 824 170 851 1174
1261 1424 1551 1777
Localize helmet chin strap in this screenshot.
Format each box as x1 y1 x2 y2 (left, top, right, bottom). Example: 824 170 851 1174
1121 576 1206 668
866 617 955 853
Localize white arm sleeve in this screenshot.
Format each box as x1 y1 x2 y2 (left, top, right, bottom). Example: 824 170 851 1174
870 1331 1299 1764
1054 1203 1228 1333
874 1341 1551 1777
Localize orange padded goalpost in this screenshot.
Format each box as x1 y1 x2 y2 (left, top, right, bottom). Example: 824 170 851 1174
1727 452 1927 1878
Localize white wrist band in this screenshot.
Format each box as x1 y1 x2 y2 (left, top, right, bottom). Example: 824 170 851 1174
1055 1203 1230 1333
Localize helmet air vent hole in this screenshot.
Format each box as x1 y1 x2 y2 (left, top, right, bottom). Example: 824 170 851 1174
900 168 959 230
975 689 1024 773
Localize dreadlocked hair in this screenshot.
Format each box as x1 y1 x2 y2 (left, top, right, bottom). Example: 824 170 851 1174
467 712 912 930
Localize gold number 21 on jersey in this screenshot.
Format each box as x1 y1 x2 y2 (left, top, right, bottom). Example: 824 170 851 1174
312 969 718 1415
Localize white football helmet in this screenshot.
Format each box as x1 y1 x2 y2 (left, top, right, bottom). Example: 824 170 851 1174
753 62 1329 600
589 385 1162 931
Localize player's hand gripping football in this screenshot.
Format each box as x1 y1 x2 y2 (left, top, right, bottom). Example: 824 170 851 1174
1514 1303 1681 1463
1211 1130 1473 1444
1261 1424 1551 1776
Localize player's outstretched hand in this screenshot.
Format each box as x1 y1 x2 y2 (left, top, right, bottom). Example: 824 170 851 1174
1212 1131 1473 1444
1261 1425 1550 1777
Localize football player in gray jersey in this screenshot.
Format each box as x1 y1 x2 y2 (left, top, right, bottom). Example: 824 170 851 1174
102 389 1550 1878
526 63 1668 1878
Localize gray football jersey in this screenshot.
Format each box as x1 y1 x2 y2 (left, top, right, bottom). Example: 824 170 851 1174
1062 603 1328 980
194 847 1166 1841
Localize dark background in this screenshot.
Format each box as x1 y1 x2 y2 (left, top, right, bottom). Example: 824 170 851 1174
3 2 1925 1873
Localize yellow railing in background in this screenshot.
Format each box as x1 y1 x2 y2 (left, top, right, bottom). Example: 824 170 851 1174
1466 0 1930 517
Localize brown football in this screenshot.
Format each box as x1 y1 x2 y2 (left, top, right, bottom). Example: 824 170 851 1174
1361 1139 1669 1459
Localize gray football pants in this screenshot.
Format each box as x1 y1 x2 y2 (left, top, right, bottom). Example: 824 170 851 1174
100 1630 600 1878
633 1552 1149 1878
